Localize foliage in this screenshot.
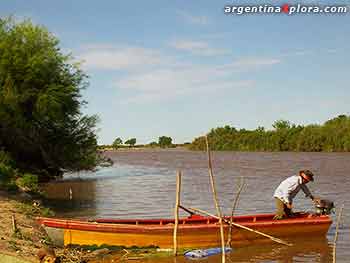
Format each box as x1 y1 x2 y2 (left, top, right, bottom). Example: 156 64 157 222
0 150 18 191
0 17 99 182
15 201 55 217
112 137 123 149
125 138 136 146
190 115 350 152
16 173 39 192
158 136 172 148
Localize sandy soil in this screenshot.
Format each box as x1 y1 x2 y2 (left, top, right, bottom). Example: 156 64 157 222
0 191 45 262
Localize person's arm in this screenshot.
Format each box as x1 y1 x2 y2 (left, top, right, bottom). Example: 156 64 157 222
301 184 314 201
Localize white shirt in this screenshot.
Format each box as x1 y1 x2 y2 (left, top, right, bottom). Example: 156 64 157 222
273 175 313 204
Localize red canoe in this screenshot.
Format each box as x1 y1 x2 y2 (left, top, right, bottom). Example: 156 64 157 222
37 212 332 249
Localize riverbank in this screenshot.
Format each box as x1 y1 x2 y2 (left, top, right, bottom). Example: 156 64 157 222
0 190 176 262
0 190 114 262
0 191 45 262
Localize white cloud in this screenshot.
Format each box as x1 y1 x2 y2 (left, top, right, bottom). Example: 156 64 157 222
77 43 282 103
176 10 210 25
219 57 281 72
116 67 255 104
170 40 229 56
78 46 168 70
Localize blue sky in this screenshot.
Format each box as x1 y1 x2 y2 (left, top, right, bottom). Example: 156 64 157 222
1 0 350 144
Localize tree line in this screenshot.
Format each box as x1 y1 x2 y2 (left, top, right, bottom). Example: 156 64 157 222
190 115 350 152
101 136 174 149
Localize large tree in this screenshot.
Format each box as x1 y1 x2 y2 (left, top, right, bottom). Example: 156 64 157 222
0 18 99 181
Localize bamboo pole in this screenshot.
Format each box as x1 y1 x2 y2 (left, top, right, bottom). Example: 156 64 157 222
333 204 344 263
205 136 226 263
187 206 292 246
11 214 17 233
227 177 245 247
173 171 182 256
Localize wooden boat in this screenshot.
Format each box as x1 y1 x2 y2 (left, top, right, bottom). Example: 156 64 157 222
37 212 332 249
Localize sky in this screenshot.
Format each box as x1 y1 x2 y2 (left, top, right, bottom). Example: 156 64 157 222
1 0 350 144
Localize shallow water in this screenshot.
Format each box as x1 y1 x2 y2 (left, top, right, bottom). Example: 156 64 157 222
43 150 350 262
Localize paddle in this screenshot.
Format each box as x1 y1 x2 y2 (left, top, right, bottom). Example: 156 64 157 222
186 206 293 247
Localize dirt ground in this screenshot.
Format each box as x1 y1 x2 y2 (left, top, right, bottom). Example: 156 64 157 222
0 191 46 262
0 191 119 263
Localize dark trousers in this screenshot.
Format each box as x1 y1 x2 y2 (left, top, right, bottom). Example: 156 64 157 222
274 197 292 220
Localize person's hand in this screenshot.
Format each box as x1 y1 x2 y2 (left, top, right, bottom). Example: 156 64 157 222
286 203 292 209
313 197 321 204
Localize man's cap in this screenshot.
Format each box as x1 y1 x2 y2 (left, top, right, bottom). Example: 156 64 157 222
300 170 314 182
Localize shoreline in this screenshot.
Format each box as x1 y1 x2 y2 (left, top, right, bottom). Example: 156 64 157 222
0 190 175 262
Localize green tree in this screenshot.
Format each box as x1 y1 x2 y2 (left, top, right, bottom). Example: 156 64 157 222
272 120 292 151
0 18 99 181
112 137 123 149
125 138 136 147
297 125 324 151
273 120 291 130
158 136 172 148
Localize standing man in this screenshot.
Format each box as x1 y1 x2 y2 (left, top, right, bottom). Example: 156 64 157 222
273 170 318 219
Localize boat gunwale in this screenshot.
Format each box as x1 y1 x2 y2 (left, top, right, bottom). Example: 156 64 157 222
37 213 332 233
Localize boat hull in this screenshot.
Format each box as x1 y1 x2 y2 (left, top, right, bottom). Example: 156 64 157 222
37 213 332 249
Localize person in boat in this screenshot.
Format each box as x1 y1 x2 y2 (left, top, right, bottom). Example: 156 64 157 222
273 170 319 220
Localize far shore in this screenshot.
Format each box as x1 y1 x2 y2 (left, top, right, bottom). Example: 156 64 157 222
99 146 189 152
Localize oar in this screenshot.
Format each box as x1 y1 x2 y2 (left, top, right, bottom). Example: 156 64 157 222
187 206 292 247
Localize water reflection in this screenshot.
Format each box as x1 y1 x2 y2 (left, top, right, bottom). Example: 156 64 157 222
229 237 332 263
90 237 332 263
42 180 98 218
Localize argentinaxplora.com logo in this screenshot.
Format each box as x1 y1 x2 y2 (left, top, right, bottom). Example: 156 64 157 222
224 4 348 15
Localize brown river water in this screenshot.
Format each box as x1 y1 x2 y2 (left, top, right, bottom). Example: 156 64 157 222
43 150 350 262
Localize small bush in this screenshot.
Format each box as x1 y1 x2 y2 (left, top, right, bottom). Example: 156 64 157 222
0 161 17 191
16 202 55 218
17 173 39 193
0 162 15 180
41 207 55 217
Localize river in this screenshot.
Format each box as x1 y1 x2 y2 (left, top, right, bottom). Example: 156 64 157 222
43 150 350 262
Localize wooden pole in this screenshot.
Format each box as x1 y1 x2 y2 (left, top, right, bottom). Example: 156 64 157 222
173 171 182 256
11 214 17 233
227 177 245 247
205 136 226 263
333 204 344 263
187 206 292 246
